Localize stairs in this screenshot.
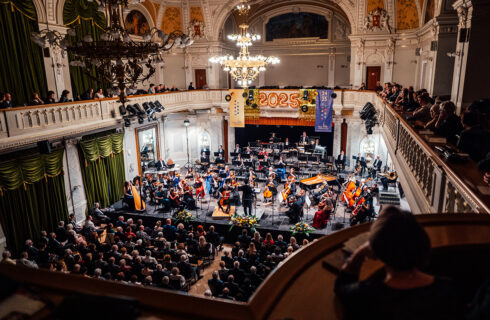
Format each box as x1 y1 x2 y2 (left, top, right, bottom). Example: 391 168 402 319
378 192 401 206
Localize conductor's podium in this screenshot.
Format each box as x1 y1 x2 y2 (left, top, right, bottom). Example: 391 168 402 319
212 205 235 219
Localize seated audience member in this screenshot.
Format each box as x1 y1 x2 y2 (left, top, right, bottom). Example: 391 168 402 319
424 103 441 129
30 92 44 105
0 92 13 109
375 81 383 92
335 206 465 320
59 90 71 103
92 202 111 223
208 270 224 296
148 84 156 94
408 93 432 123
169 267 186 290
81 88 94 100
434 101 463 144
94 88 105 99
188 82 195 90
457 111 490 162
387 85 400 103
170 85 179 92
1 251 16 265
359 83 366 90
45 91 56 104
17 252 38 268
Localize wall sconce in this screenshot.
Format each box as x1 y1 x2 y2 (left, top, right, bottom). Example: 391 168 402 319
447 51 461 58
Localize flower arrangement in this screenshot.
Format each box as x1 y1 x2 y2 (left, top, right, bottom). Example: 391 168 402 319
290 221 315 237
173 209 193 223
229 214 259 232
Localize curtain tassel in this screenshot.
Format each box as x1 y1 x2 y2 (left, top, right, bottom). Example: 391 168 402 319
10 1 14 12
44 173 48 183
85 160 88 167
23 182 27 190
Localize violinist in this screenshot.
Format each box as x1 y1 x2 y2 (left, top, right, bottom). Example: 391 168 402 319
286 189 306 223
194 173 205 200
350 186 374 226
287 168 297 193
181 180 196 210
312 179 329 205
246 167 257 183
154 185 170 211
312 197 333 229
169 188 181 209
210 173 220 198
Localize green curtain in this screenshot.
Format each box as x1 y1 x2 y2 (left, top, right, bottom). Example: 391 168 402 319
79 132 125 209
0 0 47 106
0 150 68 255
63 0 106 99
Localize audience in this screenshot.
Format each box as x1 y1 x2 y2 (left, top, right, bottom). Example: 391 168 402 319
45 90 56 104
335 206 465 320
0 92 13 108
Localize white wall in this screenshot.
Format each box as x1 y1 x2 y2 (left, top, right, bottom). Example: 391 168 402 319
393 46 418 86
264 54 330 87
162 54 186 89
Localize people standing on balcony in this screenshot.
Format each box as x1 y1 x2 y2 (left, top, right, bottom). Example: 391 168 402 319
434 101 463 144
44 91 56 104
335 206 465 320
188 82 195 90
0 92 13 109
94 88 105 99
30 93 44 105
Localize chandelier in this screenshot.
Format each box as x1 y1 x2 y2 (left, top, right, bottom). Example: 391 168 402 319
209 0 279 87
32 0 193 104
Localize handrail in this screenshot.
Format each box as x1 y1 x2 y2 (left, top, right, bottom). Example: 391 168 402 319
1 214 490 320
376 95 490 214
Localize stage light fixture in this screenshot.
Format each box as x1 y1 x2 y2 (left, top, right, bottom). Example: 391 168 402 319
154 100 164 112
133 103 145 115
246 99 251 106
242 91 248 98
225 94 232 102
184 119 190 127
251 103 258 109
137 115 145 124
119 105 126 116
301 105 309 112
126 104 138 115
331 92 337 99
248 90 254 101
303 90 309 101
123 116 131 127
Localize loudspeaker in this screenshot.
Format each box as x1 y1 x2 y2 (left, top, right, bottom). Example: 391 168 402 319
37 140 51 154
332 222 345 231
459 28 469 43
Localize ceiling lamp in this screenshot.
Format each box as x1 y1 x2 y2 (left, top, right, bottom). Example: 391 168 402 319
32 0 193 106
209 0 279 88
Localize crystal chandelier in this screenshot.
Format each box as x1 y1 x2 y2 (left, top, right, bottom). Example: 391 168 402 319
209 0 279 87
32 0 193 104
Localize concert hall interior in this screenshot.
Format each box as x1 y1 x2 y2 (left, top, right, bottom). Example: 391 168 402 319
1 0 490 319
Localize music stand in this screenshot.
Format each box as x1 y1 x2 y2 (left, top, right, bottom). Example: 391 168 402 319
214 152 220 157
241 153 251 160
230 152 238 158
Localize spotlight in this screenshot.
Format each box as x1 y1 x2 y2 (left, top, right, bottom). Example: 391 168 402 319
331 92 337 99
225 94 232 102
154 101 164 112
119 105 127 116
301 105 309 113
133 103 145 115
137 115 145 124
123 116 131 127
246 99 251 106
248 90 254 101
251 103 258 109
242 91 248 98
126 104 138 115
184 119 190 127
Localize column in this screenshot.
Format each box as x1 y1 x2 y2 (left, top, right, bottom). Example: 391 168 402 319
328 48 336 87
451 0 490 113
430 15 459 97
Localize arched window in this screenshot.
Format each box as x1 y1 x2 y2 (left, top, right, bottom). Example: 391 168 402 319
265 12 328 41
360 138 376 163
199 131 211 151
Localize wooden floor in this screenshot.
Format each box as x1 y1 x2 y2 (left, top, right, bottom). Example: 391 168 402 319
189 244 232 296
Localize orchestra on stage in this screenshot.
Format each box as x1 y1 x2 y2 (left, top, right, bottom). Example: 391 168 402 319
121 131 393 230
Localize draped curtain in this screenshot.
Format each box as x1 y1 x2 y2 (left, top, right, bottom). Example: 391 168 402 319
79 133 125 209
63 0 106 99
0 149 68 254
0 0 47 106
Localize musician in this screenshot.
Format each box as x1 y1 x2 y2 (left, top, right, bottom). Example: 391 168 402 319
258 147 268 157
312 197 333 229
263 176 277 205
230 178 241 206
258 154 270 172
276 156 286 180
286 189 306 223
246 167 257 183
269 132 278 143
244 146 251 155
218 183 232 214
288 168 297 193
155 157 166 170
282 137 290 150
216 153 225 164
217 145 225 157
210 173 220 198
299 131 309 145
181 181 196 210
194 173 205 200
312 179 329 205
240 180 255 216
201 145 211 156
336 150 346 171
200 152 209 164
169 188 182 209
350 186 374 226
233 144 241 154
370 155 383 178
381 171 397 191
354 153 367 176
154 185 170 210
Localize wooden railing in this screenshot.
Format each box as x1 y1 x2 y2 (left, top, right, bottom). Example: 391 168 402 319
373 95 490 214
2 214 490 319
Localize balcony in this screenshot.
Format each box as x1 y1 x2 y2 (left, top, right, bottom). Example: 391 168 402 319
1 214 489 319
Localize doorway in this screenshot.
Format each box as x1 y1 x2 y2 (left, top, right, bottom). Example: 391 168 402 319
195 69 207 89
366 66 381 90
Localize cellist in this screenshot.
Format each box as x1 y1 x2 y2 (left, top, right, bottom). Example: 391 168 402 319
218 182 232 214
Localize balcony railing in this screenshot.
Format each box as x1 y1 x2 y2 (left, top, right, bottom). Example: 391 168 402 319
374 95 490 214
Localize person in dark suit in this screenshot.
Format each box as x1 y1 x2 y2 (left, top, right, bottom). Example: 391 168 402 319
0 93 13 109
233 144 241 154
286 190 305 223
217 145 225 157
299 131 309 145
155 157 166 170
359 83 367 90
354 153 366 176
45 91 56 104
55 221 67 243
188 82 195 90
241 181 255 216
337 150 346 171
457 111 490 162
208 271 224 296
435 101 463 145
370 155 383 178
200 151 209 164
